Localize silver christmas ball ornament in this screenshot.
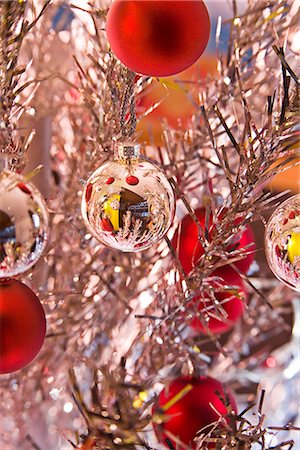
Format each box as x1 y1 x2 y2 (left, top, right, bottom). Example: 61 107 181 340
0 170 49 278
81 142 175 252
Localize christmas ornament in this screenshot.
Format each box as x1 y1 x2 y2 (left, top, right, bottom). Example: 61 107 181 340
137 58 218 146
265 194 300 291
81 142 175 252
231 223 255 273
0 279 46 374
136 0 235 145
190 267 247 335
0 170 49 279
172 207 255 275
106 0 210 77
152 376 237 449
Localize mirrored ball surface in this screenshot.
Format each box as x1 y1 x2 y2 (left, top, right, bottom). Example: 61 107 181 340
265 194 300 291
0 171 49 278
81 159 175 252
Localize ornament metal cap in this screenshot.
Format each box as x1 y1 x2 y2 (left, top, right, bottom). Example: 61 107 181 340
114 142 140 161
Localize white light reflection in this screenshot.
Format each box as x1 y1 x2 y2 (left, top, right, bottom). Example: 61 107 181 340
139 291 153 309
63 402 74 413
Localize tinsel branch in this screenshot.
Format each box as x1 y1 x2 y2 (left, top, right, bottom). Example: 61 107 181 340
0 0 50 170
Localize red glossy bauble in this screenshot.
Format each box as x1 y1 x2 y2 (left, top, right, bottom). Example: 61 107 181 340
106 0 210 77
231 223 255 273
152 376 237 449
172 207 256 275
0 279 46 374
190 267 247 335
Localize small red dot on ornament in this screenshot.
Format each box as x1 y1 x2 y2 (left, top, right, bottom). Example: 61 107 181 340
275 245 281 257
85 183 93 202
17 182 31 195
289 211 296 219
283 218 288 225
126 175 139 186
100 218 114 232
106 177 115 185
265 356 276 368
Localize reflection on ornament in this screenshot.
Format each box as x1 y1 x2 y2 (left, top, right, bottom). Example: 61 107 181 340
152 376 237 449
81 143 175 252
0 170 49 279
0 279 46 374
265 194 300 291
287 231 300 264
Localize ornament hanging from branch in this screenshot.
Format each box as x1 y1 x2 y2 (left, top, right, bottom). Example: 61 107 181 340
152 375 236 449
0 278 46 374
190 267 247 335
265 194 300 292
172 207 256 275
106 0 210 77
81 142 175 252
0 169 49 279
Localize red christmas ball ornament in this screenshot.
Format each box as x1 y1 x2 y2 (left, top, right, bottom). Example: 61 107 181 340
172 207 209 275
152 376 237 449
0 279 46 374
172 207 256 275
106 0 210 77
231 223 255 273
190 267 247 335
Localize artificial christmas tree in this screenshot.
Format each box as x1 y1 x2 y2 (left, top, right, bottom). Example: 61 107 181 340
0 1 299 449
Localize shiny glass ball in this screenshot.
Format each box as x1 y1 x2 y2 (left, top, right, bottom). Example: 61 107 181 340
265 194 300 291
0 170 49 279
81 157 175 252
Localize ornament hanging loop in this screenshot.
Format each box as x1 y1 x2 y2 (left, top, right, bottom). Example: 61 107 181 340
120 69 137 139
113 141 140 163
